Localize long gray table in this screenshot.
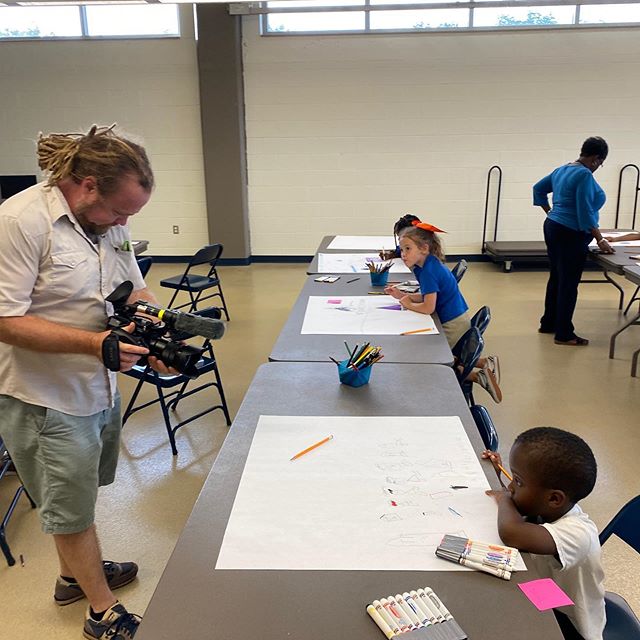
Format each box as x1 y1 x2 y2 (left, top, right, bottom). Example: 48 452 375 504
307 235 399 275
269 275 454 365
132 240 149 256
609 265 640 370
136 362 563 640
586 230 637 310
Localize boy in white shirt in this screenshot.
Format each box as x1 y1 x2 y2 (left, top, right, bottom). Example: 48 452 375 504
483 427 605 640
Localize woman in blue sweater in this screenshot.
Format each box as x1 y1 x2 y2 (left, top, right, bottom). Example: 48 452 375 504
533 137 614 346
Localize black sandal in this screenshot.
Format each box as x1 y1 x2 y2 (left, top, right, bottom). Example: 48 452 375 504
554 336 589 346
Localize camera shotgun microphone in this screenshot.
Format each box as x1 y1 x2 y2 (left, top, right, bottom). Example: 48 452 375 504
130 302 225 340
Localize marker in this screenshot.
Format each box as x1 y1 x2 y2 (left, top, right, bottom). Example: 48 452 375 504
346 278 359 283
371 600 401 636
497 463 513 482
450 485 468 489
395 593 422 628
381 597 412 632
366 605 395 639
290 435 333 461
367 291 387 295
401 328 433 335
19 554 25 567
416 588 445 623
409 590 435 624
402 592 431 627
424 587 454 621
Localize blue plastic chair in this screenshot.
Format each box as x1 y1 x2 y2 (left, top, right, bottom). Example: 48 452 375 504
450 259 468 283
452 326 484 406
470 305 491 336
160 244 230 320
599 495 640 639
136 256 153 278
469 405 499 451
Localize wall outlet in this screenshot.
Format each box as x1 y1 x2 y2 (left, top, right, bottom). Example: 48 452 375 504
172 225 180 234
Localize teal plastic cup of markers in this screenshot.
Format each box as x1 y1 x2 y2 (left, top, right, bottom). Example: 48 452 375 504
337 358 373 387
369 270 389 287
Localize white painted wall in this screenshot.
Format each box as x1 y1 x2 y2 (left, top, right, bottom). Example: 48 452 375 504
0 8 207 256
242 19 640 255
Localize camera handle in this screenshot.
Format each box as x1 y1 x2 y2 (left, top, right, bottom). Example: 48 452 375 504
102 332 121 372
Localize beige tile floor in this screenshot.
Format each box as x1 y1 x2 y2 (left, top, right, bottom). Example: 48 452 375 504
0 260 639 638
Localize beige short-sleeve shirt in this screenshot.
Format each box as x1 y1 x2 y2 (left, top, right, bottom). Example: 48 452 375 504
0 183 145 416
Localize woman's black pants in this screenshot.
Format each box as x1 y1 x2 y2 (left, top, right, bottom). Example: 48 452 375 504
541 217 591 341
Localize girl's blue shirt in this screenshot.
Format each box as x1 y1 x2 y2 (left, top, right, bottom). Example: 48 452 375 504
413 255 468 324
533 163 605 232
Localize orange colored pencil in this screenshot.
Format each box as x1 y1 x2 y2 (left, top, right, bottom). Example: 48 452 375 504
401 328 433 335
497 463 513 482
290 435 334 461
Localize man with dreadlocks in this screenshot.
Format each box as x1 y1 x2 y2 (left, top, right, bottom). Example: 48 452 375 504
0 125 168 639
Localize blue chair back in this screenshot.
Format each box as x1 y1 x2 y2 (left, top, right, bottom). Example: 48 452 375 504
452 326 484 385
469 405 499 451
599 495 640 551
470 305 491 336
450 259 468 283
136 256 153 278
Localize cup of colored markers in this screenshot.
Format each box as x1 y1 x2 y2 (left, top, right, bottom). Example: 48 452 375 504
332 341 384 388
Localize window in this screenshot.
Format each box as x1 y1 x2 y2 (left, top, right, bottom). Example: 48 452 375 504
0 4 179 40
0 6 82 38
255 1 640 35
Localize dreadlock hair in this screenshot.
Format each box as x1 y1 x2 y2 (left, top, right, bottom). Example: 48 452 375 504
398 225 445 263
514 427 597 503
37 124 154 196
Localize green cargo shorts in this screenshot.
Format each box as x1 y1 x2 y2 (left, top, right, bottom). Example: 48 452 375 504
0 393 122 535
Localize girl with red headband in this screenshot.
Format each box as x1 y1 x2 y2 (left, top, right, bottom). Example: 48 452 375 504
385 217 502 403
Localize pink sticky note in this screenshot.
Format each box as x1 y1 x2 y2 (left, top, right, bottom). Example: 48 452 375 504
518 578 574 611
327 299 342 304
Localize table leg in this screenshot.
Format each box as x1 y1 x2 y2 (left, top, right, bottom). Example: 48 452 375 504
609 311 640 359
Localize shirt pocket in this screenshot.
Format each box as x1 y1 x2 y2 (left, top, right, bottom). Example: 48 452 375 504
49 251 91 298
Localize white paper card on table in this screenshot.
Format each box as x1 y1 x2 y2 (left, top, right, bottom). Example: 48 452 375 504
317 253 410 274
216 415 527 572
300 295 438 335
327 235 396 251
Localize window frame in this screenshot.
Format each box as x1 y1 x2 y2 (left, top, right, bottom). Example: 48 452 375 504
0 4 181 42
254 0 640 35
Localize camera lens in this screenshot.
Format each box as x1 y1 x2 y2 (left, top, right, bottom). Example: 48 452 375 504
149 339 203 378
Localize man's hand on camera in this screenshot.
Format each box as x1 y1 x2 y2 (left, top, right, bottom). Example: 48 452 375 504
147 356 180 376
95 323 148 372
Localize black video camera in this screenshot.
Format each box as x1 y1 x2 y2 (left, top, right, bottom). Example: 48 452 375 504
103 281 225 379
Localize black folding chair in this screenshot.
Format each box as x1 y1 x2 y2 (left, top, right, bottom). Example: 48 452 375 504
0 438 36 566
160 244 230 320
121 307 231 455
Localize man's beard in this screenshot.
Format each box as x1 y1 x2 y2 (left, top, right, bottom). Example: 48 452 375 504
73 203 112 236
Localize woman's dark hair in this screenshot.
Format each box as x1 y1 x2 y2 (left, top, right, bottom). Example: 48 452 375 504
580 136 608 161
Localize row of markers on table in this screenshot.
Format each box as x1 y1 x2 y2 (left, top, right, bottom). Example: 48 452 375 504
366 587 467 639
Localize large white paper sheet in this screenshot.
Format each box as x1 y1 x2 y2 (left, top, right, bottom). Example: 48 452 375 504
589 231 640 247
216 415 526 571
300 296 438 335
327 235 396 250
317 253 410 274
